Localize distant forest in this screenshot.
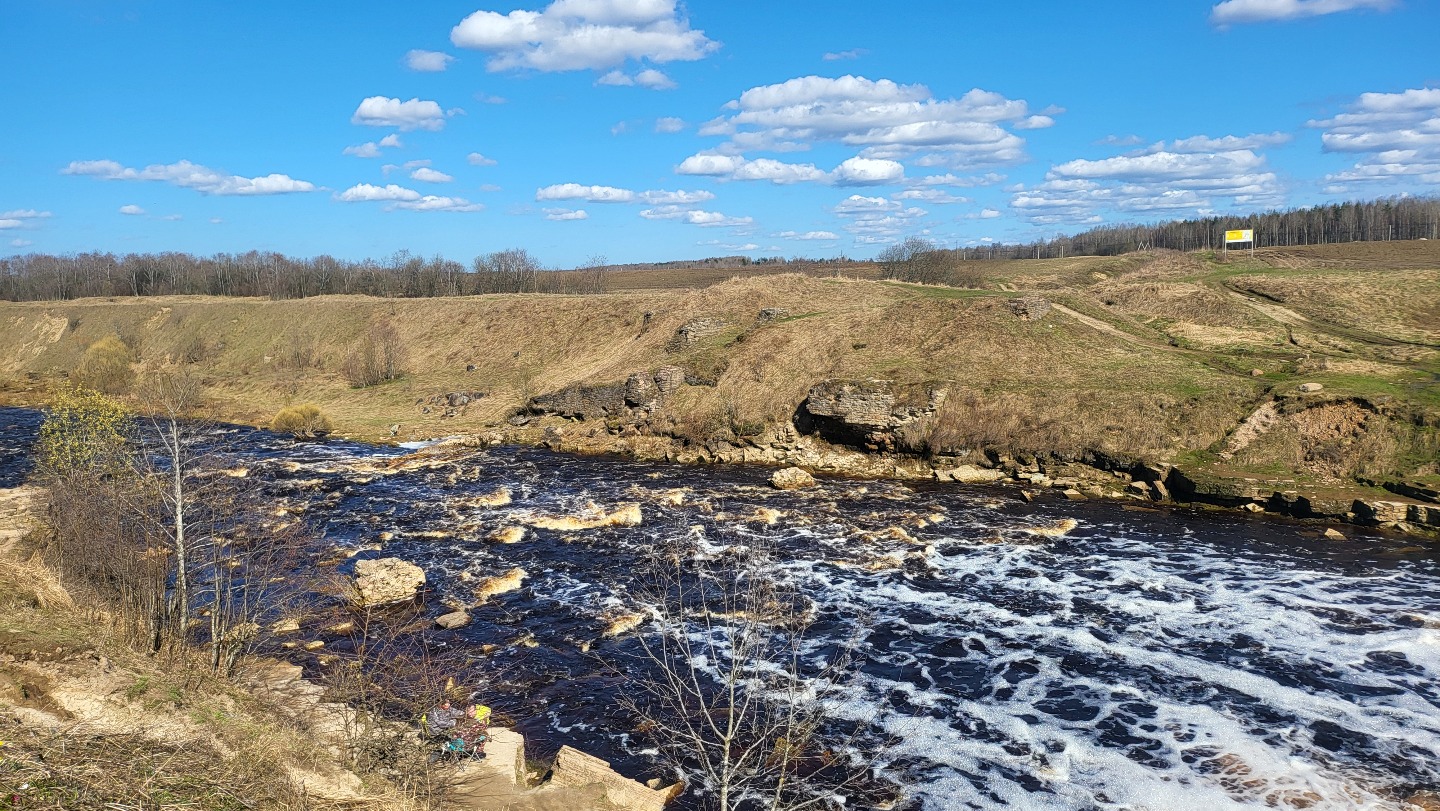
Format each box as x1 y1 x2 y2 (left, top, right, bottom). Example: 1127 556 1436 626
2 196 1437 302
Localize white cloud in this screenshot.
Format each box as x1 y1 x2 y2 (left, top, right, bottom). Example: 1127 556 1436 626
0 209 53 232
833 156 905 186
161 214 182 221
639 206 752 227
775 230 839 240
336 183 421 202
9 238 34 248
411 167 454 183
635 68 676 89
119 204 145 215
831 193 927 239
544 207 589 220
1162 132 1293 152
676 153 903 186
1015 115 1055 130
351 96 448 131
343 142 383 158
393 195 483 212
468 152 498 166
406 49 455 71
971 208 1002 219
1310 86 1440 188
918 172 1006 187
62 159 317 196
1211 0 1394 25
379 134 403 148
655 116 685 133
209 217 223 224
450 0 718 75
893 189 969 204
536 183 636 203
1010 141 1285 224
597 70 634 86
638 189 714 204
695 75 1044 171
822 48 866 61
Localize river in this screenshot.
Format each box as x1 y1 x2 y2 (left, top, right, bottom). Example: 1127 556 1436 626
1 406 1437 810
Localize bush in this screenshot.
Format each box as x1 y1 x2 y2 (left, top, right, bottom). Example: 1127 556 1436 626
74 335 135 394
342 322 405 388
270 404 334 439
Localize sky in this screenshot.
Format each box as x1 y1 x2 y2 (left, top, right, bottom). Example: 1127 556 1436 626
2 0 1438 268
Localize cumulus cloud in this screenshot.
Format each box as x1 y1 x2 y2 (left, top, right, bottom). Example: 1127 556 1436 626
351 96 449 131
635 68 676 89
343 142 383 158
918 172 1006 187
544 207 589 220
638 189 714 204
393 195 483 212
336 183 421 202
405 49 455 71
831 193 927 239
597 70 634 86
676 153 904 186
336 183 481 211
9 238 33 248
0 209 53 231
535 183 636 203
450 0 718 78
119 204 145 215
822 48 866 61
62 159 317 196
893 188 970 204
775 230 839 240
1160 132 1293 152
833 156 905 185
655 116 685 133
468 152 498 166
1309 86 1440 189
971 208 1002 219
1211 0 1394 25
694 75 1044 171
640 206 752 227
411 167 454 183
1010 140 1285 224
344 135 404 158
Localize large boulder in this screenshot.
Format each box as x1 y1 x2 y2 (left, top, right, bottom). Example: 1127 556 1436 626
529 382 627 420
770 467 816 490
352 558 425 607
798 378 946 452
666 318 727 351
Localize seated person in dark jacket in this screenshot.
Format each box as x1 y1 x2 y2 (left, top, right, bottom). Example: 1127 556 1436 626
424 699 463 736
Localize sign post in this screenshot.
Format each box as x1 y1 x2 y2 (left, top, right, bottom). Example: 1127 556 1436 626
1224 228 1255 258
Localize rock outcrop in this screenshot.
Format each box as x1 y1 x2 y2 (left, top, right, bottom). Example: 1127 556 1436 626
1006 296 1052 321
797 378 946 451
666 318 726 351
350 558 425 607
549 745 683 811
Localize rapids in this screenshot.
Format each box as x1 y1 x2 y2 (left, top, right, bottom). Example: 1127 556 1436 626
2 405 1437 810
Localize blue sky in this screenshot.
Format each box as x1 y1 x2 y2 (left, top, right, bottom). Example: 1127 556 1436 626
2 0 1437 267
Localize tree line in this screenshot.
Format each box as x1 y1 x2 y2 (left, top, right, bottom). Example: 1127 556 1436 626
0 247 608 302
5 195 1435 302
953 195 1440 261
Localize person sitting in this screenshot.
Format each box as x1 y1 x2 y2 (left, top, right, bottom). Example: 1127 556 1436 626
449 704 491 760
422 699 463 739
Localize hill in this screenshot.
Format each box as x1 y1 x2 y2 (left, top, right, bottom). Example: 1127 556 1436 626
1 241 1437 533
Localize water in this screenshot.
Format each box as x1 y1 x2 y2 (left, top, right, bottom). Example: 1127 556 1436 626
2 406 1437 809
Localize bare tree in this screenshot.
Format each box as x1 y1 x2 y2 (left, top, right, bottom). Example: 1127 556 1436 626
609 532 886 811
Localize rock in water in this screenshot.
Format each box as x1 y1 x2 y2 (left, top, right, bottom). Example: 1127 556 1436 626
435 610 471 630
351 558 425 607
476 567 527 602
770 467 816 490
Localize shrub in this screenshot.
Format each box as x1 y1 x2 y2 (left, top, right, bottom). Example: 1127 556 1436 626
74 335 135 394
37 385 133 478
270 404 334 439
342 322 405 388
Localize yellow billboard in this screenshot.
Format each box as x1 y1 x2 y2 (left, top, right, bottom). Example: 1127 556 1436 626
1225 229 1254 243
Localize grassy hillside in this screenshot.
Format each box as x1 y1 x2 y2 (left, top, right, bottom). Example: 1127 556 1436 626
1 241 1437 514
